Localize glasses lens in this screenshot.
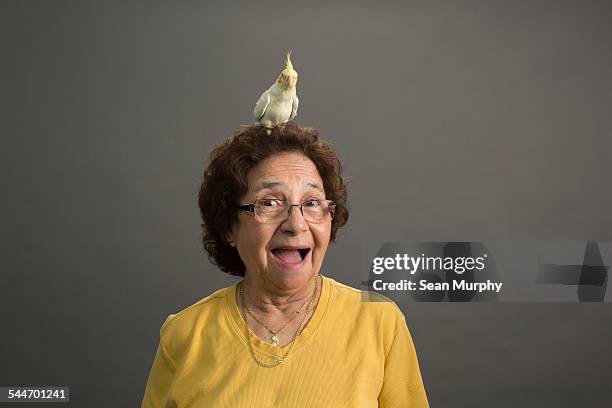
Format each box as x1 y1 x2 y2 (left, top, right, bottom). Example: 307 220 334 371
302 200 334 223
254 200 286 223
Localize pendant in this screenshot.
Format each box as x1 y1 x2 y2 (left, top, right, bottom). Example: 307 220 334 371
271 334 279 346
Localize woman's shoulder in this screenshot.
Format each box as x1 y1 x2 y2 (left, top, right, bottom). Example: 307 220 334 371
158 284 234 340
323 276 409 354
325 275 406 321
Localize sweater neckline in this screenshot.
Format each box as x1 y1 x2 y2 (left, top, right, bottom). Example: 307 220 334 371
225 274 331 360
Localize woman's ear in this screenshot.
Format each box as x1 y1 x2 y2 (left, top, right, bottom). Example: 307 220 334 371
226 231 236 247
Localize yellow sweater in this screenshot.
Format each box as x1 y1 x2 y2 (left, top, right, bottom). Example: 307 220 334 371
142 275 429 407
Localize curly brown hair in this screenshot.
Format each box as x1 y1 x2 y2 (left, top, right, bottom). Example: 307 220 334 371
198 122 349 277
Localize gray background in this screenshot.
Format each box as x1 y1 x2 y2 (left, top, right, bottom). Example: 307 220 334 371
2 0 611 406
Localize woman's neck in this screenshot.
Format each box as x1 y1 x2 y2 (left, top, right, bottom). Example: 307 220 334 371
241 274 320 316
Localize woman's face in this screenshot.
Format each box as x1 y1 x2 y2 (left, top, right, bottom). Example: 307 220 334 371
229 152 332 292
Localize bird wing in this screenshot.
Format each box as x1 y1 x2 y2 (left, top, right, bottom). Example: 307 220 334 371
253 90 271 122
289 95 299 121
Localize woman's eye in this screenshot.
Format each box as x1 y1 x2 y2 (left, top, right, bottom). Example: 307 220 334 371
260 199 283 207
303 199 321 207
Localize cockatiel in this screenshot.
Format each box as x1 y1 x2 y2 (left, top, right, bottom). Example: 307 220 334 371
253 51 299 134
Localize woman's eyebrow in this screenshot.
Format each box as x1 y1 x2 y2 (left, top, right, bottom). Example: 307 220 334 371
306 182 323 192
259 181 281 189
257 181 323 192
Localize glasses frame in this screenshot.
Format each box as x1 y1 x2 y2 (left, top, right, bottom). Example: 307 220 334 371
237 199 336 224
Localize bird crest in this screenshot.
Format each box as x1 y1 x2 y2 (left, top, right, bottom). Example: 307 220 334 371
285 51 294 71
282 50 297 76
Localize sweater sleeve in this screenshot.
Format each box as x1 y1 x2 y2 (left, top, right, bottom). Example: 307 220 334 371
378 307 430 408
141 316 177 408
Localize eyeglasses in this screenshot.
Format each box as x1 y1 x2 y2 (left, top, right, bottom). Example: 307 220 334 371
237 199 336 224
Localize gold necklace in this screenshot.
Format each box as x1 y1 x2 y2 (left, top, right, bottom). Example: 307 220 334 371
239 275 320 368
243 287 312 346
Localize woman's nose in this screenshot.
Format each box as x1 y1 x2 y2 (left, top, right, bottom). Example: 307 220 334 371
280 205 308 233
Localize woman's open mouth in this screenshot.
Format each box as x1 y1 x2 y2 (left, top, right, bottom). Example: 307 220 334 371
270 247 311 270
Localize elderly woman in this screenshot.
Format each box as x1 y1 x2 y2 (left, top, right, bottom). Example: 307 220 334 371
142 123 429 407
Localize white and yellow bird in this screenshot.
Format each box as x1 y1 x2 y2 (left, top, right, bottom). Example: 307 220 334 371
253 51 299 134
